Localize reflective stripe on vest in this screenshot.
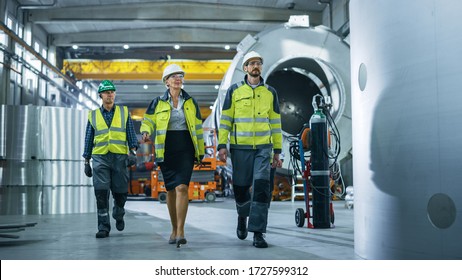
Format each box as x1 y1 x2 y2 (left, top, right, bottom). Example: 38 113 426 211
220 84 277 147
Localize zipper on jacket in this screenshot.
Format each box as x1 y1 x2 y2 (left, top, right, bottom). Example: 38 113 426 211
185 105 199 161
252 89 256 149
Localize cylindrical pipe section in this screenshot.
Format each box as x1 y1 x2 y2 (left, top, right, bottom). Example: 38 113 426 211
351 0 462 259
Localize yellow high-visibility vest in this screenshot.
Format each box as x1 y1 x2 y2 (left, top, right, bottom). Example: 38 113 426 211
140 90 204 163
219 81 282 151
89 105 129 155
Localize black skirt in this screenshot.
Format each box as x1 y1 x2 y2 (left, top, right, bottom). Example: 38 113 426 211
159 130 195 191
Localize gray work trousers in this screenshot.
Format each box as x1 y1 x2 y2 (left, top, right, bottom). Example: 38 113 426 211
92 153 129 232
231 147 271 233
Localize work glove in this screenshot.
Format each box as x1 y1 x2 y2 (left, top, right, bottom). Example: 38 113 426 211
127 150 137 167
84 163 92 177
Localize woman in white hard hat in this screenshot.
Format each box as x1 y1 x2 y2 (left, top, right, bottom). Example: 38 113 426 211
140 64 204 247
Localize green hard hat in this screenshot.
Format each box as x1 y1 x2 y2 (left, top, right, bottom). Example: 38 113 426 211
97 80 116 93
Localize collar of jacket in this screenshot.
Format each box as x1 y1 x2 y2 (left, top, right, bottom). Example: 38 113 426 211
160 89 192 102
99 104 116 113
244 75 265 87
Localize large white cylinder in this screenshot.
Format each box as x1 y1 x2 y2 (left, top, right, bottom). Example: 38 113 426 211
350 0 462 259
205 23 352 161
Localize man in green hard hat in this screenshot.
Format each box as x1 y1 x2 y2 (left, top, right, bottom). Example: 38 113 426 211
82 80 139 238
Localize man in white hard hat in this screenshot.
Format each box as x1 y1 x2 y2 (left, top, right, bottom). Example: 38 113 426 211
218 51 283 248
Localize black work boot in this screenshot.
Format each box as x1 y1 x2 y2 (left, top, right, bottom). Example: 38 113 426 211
253 232 268 248
112 206 125 231
236 216 248 240
113 212 125 231
95 230 109 238
115 217 125 231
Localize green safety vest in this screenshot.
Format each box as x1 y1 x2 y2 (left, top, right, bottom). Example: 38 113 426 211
89 105 129 155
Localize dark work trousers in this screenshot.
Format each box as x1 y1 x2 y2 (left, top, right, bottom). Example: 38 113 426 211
231 147 271 233
92 153 129 232
268 167 276 208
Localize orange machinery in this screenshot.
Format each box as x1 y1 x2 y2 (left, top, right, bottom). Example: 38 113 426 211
129 129 226 202
128 142 156 197
150 151 224 203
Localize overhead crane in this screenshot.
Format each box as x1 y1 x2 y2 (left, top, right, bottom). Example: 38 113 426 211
62 60 231 81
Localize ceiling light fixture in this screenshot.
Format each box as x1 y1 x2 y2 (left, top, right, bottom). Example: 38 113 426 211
174 45 180 50
72 45 78 50
123 44 130 49
143 85 148 90
224 45 230 50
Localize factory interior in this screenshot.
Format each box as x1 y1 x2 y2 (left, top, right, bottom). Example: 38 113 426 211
1 0 461 273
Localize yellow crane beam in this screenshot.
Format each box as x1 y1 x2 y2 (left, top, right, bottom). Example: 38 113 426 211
62 60 232 81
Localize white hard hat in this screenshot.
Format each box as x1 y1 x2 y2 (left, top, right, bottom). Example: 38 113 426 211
162 64 185 82
242 51 263 70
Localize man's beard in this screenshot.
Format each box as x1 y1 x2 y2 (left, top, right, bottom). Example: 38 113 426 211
249 70 260 78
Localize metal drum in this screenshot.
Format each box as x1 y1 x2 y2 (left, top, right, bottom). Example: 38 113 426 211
350 0 462 259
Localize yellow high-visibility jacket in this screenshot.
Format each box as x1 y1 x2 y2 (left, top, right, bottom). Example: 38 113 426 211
218 76 282 153
140 90 205 163
89 105 129 155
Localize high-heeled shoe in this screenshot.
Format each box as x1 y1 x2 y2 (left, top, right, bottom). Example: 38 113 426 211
176 237 187 248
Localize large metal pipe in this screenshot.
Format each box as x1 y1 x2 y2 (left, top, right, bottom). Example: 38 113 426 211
350 0 462 259
204 20 351 167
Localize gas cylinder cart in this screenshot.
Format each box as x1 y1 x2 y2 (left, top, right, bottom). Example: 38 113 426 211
292 94 341 229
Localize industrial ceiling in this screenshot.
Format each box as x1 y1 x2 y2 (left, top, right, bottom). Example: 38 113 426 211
16 0 328 115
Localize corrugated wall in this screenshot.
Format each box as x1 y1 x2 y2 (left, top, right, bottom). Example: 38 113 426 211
0 105 95 214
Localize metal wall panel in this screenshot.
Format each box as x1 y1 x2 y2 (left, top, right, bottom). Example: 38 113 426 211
41 186 95 215
0 159 42 186
0 186 42 215
0 185 95 215
0 105 40 160
0 105 94 215
41 161 91 186
39 106 88 160
0 106 6 159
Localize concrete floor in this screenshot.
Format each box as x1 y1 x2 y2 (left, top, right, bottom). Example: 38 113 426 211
0 198 357 260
